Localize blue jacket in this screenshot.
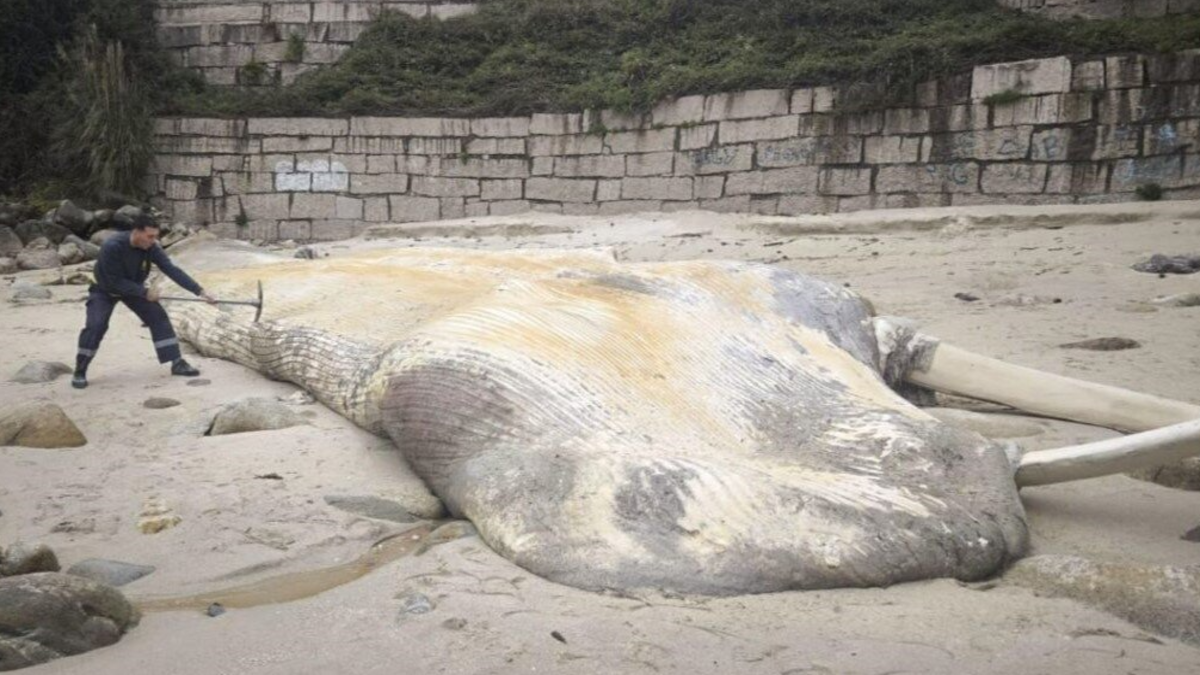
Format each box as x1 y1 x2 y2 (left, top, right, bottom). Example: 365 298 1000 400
93 231 203 298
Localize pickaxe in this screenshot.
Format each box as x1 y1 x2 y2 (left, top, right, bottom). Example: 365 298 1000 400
159 280 264 322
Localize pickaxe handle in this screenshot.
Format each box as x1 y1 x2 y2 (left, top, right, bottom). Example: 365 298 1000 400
158 280 264 322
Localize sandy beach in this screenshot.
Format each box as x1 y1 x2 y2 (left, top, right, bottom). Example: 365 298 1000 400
2 201 1199 674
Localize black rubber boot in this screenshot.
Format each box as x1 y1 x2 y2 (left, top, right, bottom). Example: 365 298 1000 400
171 358 200 377
71 371 88 389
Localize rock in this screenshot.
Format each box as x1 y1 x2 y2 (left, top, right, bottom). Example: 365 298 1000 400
92 209 114 228
90 229 119 246
11 361 72 383
1185 525 1200 543
9 280 52 303
442 617 467 630
0 402 87 448
207 397 306 436
993 293 1062 307
294 246 318 260
0 543 61 576
0 226 21 257
0 572 139 669
186 378 211 387
65 559 155 587
57 241 85 265
16 248 61 271
1151 293 1200 308
13 220 47 245
1005 555 1200 646
953 292 979 302
1060 337 1141 351
143 397 181 410
1133 253 1200 275
1129 457 1200 491
206 602 225 617
64 234 100 261
53 200 93 236
398 592 434 616
0 203 22 227
25 236 51 250
159 227 190 249
112 206 141 230
137 498 181 534
0 257 16 274
324 495 417 523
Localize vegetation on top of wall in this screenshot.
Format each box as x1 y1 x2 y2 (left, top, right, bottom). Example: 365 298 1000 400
166 0 1200 118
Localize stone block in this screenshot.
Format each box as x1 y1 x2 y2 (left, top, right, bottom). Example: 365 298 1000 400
275 170 311 192
334 137 406 154
884 108 930 135
471 117 531 137
553 155 626 178
178 118 246 137
313 2 380 23
675 145 752 175
703 89 790 121
364 196 389 221
621 177 693 201
927 127 1033 162
325 22 372 43
1029 127 1076 162
430 4 478 20
270 3 312 23
600 109 648 131
1111 155 1184 190
408 138 464 155
863 136 922 164
279 220 312 240
433 158 528 179
1147 48 1200 83
388 195 440 222
154 155 213 177
981 164 1048 194
381 3 430 19
1045 163 1109 194
490 200 532 216
310 220 361 241
598 201 661 215
1093 125 1142 159
366 155 395 174
165 179 198 201
240 194 291 220
930 104 990 133
263 136 334 153
212 156 246 172
245 154 294 174
481 179 523 201
818 167 872 196
693 176 724 200
1106 55 1146 89
155 5 263 25
248 118 349 136
699 196 752 213
758 137 863 167
159 26 204 48
725 167 819 195
652 95 705 126
184 45 255 69
291 193 337 219
562 203 600 216
350 117 471 137
440 197 466 220
528 135 603 156
529 113 584 135
217 172 275 195
661 201 702 213
777 195 838 215
790 89 814 114
332 195 364 220
159 136 256 155
532 157 553 175
154 118 180 136
1145 119 1199 155
466 137 526 155
883 193 951 210
679 124 717 151
1072 60 1106 91
525 178 596 202
626 152 674 176
606 128 677 154
350 174 408 194
596 180 622 202
812 87 837 113
718 116 798 145
972 57 1072 100
876 163 980 193
412 176 481 197
465 200 489 217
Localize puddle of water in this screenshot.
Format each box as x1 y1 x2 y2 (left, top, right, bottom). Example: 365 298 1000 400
135 523 436 613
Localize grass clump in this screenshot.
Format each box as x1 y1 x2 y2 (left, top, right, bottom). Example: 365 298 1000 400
983 88 1027 106
166 0 1200 119
285 33 305 63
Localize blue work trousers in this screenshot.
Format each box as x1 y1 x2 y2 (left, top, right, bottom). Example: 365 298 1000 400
77 286 182 365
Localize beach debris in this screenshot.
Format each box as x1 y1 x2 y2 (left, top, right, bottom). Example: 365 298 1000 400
1060 337 1141 351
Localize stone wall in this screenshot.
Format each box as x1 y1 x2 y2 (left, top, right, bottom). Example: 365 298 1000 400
150 52 1200 240
999 0 1200 18
157 1 478 84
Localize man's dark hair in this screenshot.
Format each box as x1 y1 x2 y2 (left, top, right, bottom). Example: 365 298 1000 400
131 213 160 231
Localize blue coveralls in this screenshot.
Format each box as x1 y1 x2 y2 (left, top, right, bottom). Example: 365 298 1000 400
77 232 204 367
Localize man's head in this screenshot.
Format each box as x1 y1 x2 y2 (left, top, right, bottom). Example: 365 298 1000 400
129 214 161 250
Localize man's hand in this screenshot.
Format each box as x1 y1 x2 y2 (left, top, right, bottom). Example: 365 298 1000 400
146 287 160 303
201 290 217 305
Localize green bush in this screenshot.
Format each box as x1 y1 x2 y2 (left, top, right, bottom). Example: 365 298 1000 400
983 89 1027 106
1136 182 1164 201
165 0 1200 119
285 32 306 63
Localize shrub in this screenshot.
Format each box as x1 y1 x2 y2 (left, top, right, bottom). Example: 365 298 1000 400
285 33 306 63
1136 182 1164 201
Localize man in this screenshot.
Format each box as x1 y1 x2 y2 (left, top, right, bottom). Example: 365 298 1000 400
73 215 215 389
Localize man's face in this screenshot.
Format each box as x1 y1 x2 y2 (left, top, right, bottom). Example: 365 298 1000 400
131 226 160 250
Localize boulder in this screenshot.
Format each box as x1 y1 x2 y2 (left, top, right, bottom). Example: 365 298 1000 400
207 397 307 436
112 206 141 230
91 209 114 229
13 220 47 246
65 559 155 587
53 200 93 236
64 234 100 261
0 227 21 257
0 572 139 670
0 258 16 275
1133 254 1200 275
0 402 87 448
10 361 72 383
0 204 22 227
57 242 85 266
0 543 60 577
8 280 52 303
90 229 119 247
16 249 61 271
24 237 50 250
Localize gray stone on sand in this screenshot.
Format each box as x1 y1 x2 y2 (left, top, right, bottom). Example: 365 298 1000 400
0 227 21 257
0 402 87 449
186 378 212 387
398 592 434 616
53 200 92 236
56 241 85 266
9 280 51 303
65 559 155 587
143 397 182 410
324 495 417 523
0 572 139 670
1059 337 1141 351
0 543 61 576
11 361 72 384
1151 292 1200 308
208 397 306 436
15 248 60 271
90 229 119 246
0 257 16 275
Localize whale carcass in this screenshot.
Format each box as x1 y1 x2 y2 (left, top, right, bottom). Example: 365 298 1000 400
161 238 1200 595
